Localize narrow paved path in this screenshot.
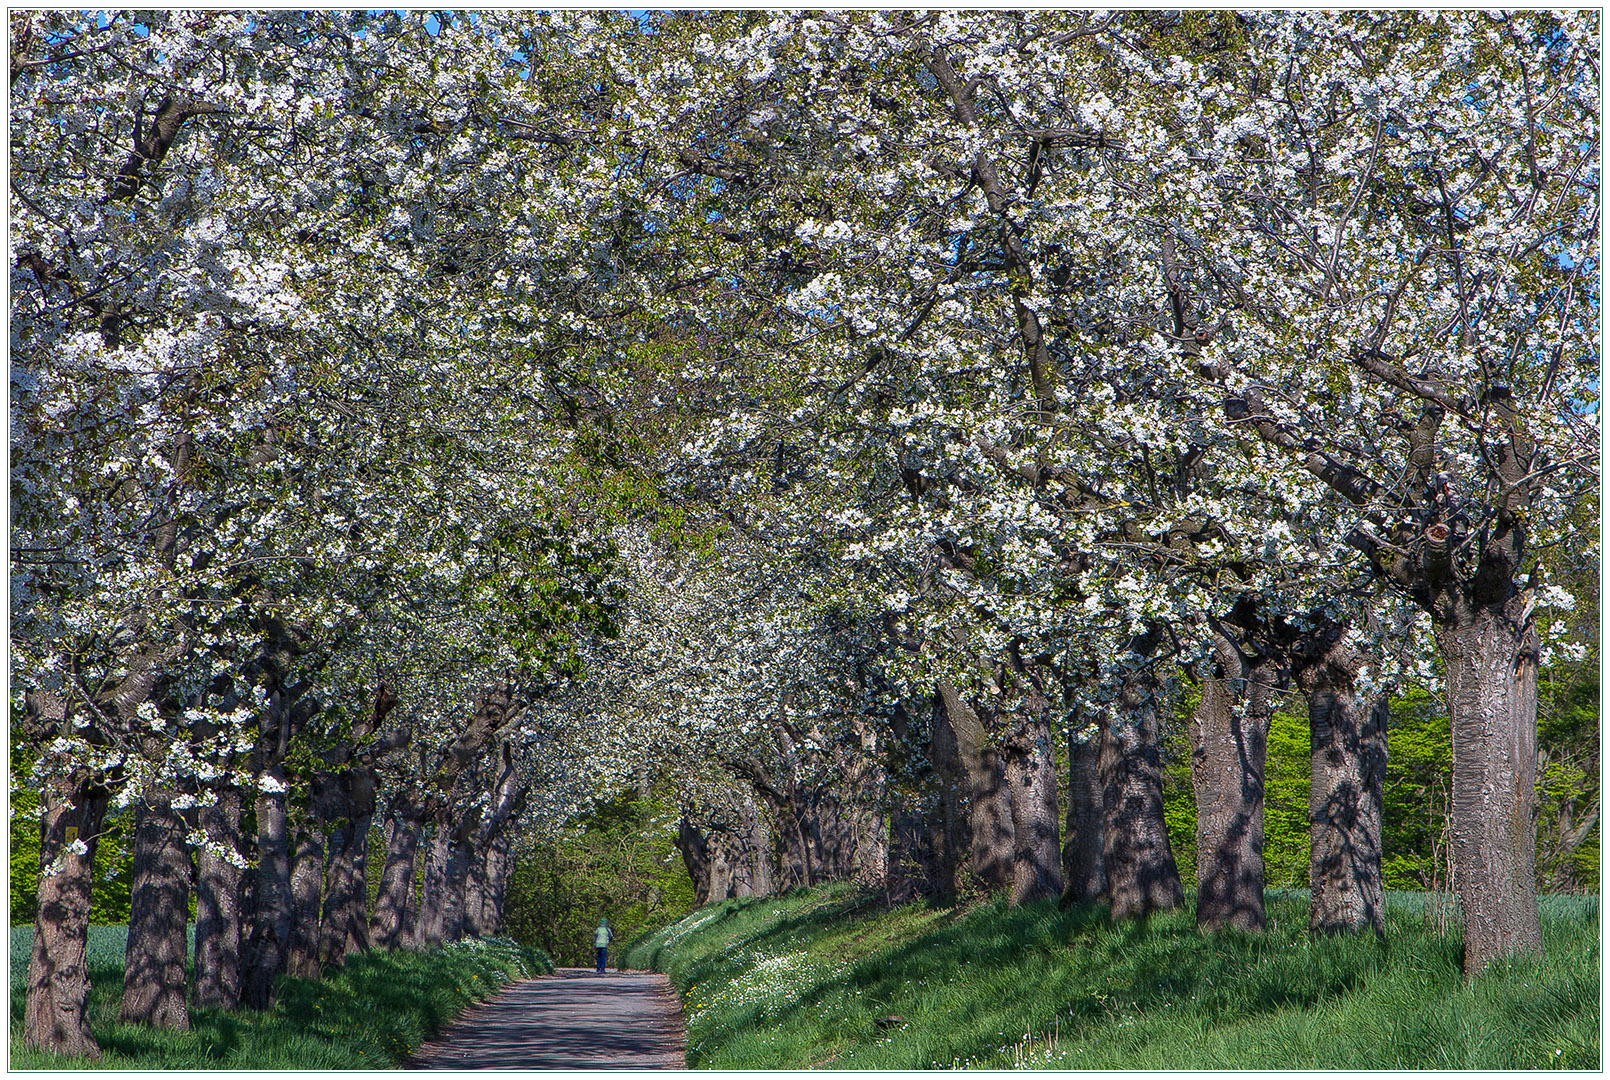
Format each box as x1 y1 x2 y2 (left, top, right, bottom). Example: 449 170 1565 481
406 968 686 1070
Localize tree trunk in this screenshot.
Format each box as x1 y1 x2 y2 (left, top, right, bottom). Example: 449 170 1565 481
285 824 324 979
1440 596 1543 974
442 822 475 941
1190 626 1277 932
676 818 713 905
749 806 774 898
1296 633 1388 935
776 807 810 890
120 792 191 1030
1061 721 1104 904
729 832 755 899
937 681 1013 893
193 787 244 1011
467 849 490 937
929 694 966 899
708 836 734 902
1006 716 1063 905
415 822 451 947
485 832 515 936
24 772 111 1057
242 776 292 1009
372 800 425 949
319 761 379 964
1100 639 1184 920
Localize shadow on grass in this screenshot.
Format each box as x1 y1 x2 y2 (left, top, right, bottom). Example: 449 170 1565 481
10 936 553 1069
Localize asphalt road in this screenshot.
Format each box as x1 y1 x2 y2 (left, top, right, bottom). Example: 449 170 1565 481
406 967 687 1070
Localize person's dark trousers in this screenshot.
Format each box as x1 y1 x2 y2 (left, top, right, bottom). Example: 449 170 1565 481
596 947 607 973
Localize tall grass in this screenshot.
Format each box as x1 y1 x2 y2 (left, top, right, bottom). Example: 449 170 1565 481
623 886 1600 1070
9 925 552 1069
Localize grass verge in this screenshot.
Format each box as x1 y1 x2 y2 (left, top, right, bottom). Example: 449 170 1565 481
9 925 552 1069
622 885 1599 1070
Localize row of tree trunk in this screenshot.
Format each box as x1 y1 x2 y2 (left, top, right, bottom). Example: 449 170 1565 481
23 671 532 1059
679 610 1391 948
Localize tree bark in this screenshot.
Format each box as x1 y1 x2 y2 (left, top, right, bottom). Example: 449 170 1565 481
285 819 324 979
1062 721 1105 904
193 787 244 1011
241 772 292 1008
1006 716 1063 904
930 694 967 899
676 818 713 905
1441 594 1543 974
372 795 426 949
318 811 369 964
24 771 111 1057
120 792 191 1030
1100 634 1184 920
241 680 316 1010
443 834 473 941
318 761 383 965
415 821 452 948
1190 624 1277 932
317 683 399 963
1295 632 1387 935
485 832 515 936
748 805 773 898
708 836 734 902
937 681 1013 893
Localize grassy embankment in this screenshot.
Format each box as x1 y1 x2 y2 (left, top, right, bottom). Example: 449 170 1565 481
9 925 552 1069
623 883 1599 1070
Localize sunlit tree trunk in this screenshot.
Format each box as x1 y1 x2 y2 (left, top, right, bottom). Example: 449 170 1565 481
1100 631 1184 920
936 681 1013 893
415 821 452 948
24 769 111 1057
1190 622 1277 932
1294 630 1387 935
1006 715 1062 904
242 771 291 1008
676 817 713 905
1441 593 1543 973
285 816 325 978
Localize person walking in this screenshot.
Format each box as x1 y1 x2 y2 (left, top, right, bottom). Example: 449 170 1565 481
593 917 614 974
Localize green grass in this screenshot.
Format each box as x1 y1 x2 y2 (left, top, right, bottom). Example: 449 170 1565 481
622 885 1600 1070
9 924 552 1068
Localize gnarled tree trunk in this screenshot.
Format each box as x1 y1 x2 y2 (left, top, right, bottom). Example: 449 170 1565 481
1005 715 1062 905
1294 630 1387 935
25 770 112 1057
1190 622 1277 932
318 683 400 964
372 792 427 949
242 768 292 1008
285 818 325 979
676 818 714 905
193 787 244 1011
1441 594 1542 974
937 681 1013 893
241 683 316 1010
120 791 191 1030
1061 720 1104 905
414 821 452 948
1100 631 1184 920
